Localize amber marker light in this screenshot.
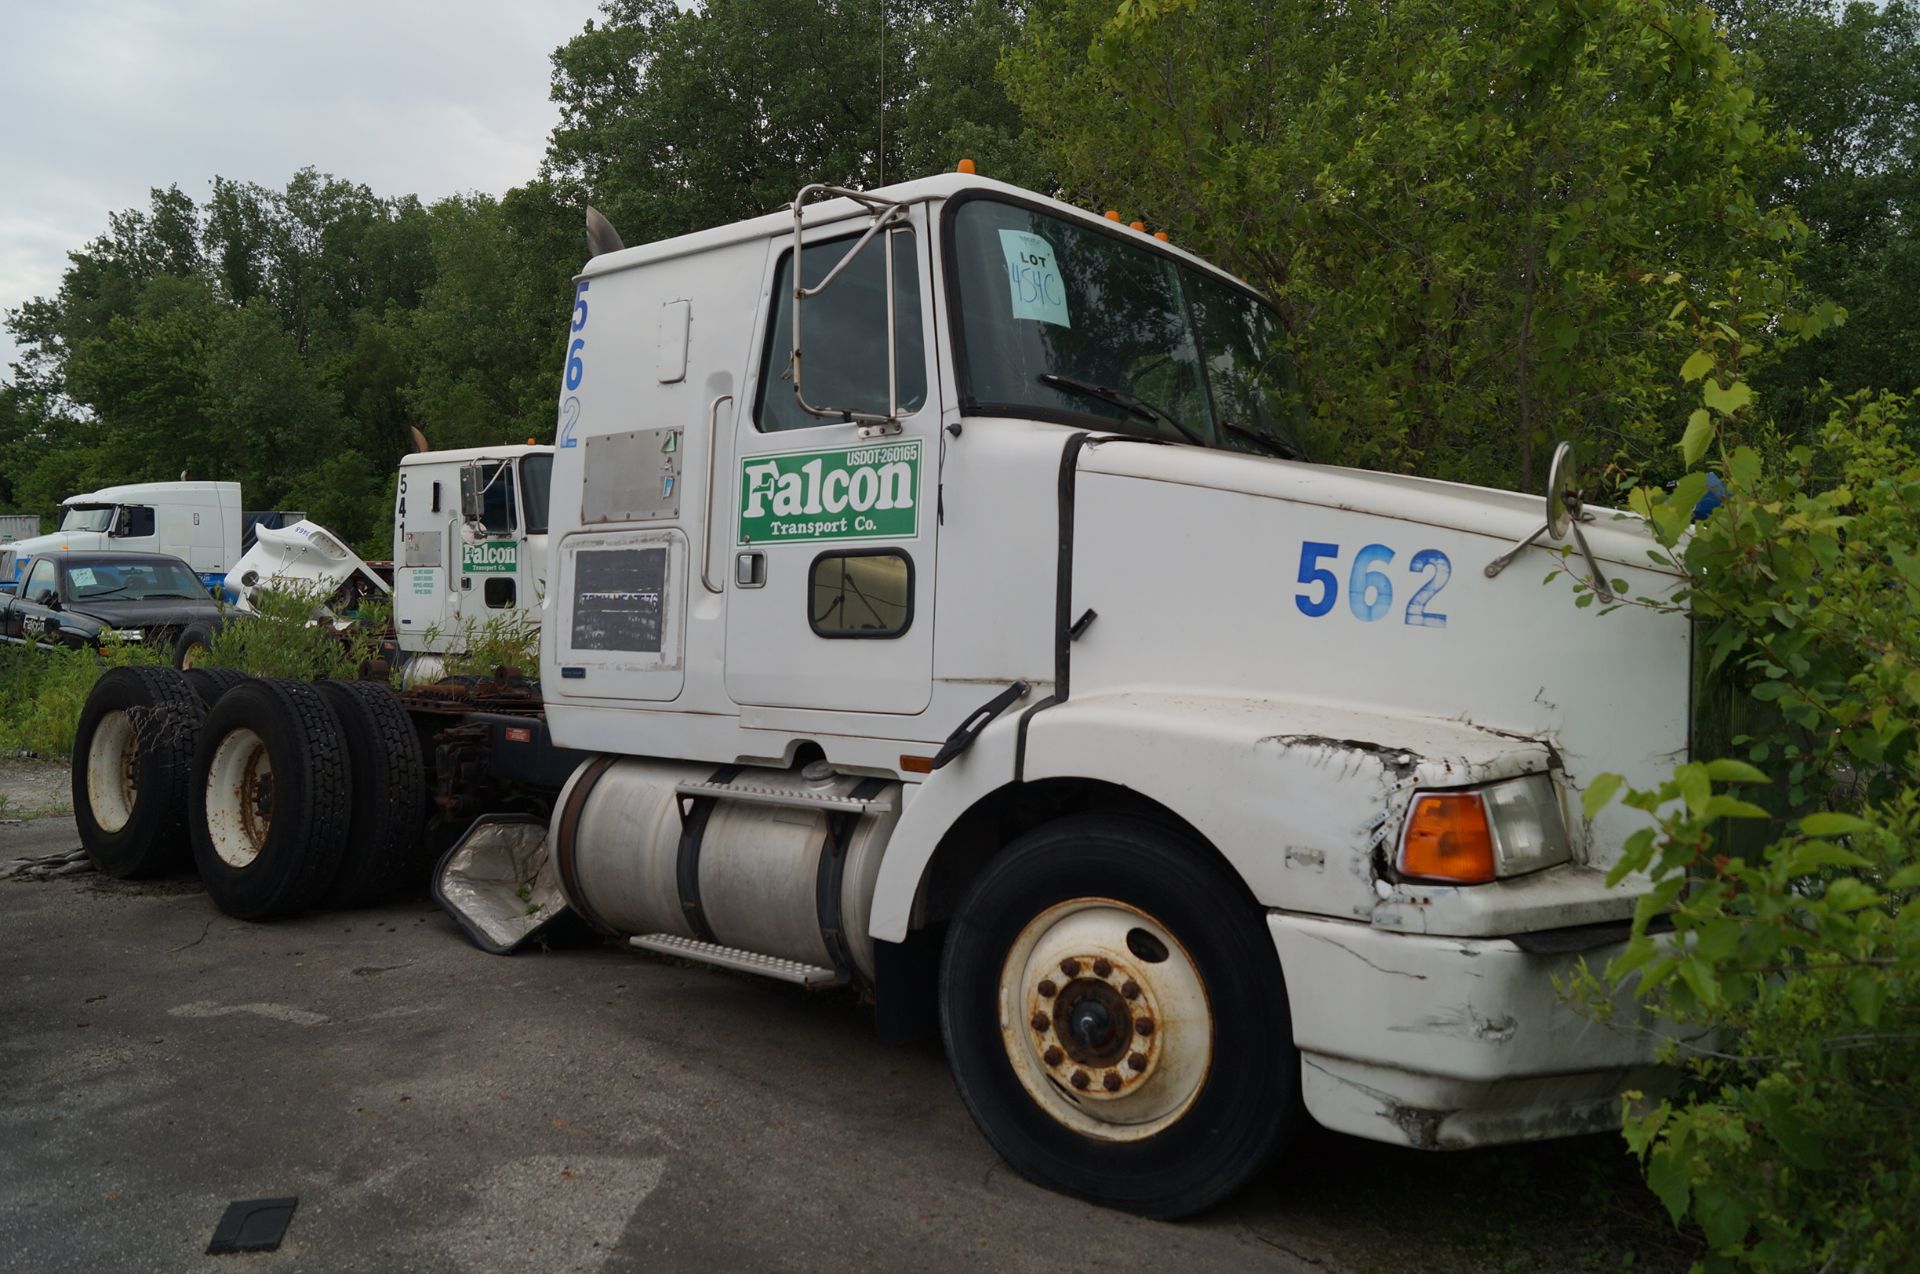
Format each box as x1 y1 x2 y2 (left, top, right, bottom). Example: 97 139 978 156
1129 220 1146 231
1398 792 1497 884
956 158 976 174
1154 231 1170 242
899 754 934 774
1105 210 1122 221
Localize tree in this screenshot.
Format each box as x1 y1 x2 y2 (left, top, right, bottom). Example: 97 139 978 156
1006 0 1807 490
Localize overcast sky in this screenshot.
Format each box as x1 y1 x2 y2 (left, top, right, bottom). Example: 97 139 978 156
0 0 606 376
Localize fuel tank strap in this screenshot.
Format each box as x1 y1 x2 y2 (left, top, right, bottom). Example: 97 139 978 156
675 763 745 943
816 777 891 986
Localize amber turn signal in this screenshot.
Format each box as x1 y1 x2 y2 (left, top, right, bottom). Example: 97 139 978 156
956 158 976 174
1399 792 1496 884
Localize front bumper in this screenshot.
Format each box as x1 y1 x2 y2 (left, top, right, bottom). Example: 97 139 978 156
1269 912 1673 1149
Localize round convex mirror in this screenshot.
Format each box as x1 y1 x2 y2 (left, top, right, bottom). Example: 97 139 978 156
1545 441 1580 540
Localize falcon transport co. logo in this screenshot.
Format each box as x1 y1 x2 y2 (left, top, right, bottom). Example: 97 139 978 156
462 540 519 574
738 440 920 545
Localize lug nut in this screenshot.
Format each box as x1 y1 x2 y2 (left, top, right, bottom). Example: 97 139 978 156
1043 1045 1064 1066
1070 1070 1090 1090
1059 958 1081 977
1135 1017 1155 1036
1120 980 1140 1000
1030 1011 1051 1033
1127 1051 1147 1071
1093 958 1112 977
1102 1072 1122 1092
1037 979 1057 998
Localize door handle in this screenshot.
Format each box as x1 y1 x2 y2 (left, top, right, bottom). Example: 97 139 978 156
734 551 766 588
702 393 733 593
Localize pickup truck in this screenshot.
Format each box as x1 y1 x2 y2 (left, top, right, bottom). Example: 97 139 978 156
0 551 223 652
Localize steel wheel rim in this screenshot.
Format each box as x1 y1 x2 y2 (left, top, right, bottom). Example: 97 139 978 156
85 708 139 834
205 727 274 869
998 897 1212 1141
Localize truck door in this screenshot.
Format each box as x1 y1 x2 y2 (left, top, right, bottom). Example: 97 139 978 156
724 208 938 715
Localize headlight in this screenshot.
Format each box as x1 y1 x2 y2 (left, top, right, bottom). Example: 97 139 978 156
1398 773 1571 884
101 628 144 642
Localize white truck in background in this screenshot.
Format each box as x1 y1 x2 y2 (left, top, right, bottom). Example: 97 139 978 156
70 171 1690 1220
0 481 302 593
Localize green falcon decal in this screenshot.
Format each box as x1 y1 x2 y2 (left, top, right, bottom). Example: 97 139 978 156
463 541 519 574
738 440 921 545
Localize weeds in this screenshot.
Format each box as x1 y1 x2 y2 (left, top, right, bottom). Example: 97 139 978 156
0 637 164 757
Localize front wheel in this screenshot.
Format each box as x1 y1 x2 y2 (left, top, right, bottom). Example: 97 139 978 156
939 815 1299 1219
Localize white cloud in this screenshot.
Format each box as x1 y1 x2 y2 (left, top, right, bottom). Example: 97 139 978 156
0 0 605 374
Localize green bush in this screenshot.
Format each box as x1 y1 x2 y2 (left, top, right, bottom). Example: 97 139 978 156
1581 293 1919 1270
198 583 387 682
0 637 165 757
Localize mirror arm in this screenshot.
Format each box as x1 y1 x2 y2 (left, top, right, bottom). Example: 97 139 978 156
1569 521 1615 603
1483 523 1548 581
788 183 911 431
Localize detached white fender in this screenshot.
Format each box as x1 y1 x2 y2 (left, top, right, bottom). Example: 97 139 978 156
224 520 390 612
868 690 1617 946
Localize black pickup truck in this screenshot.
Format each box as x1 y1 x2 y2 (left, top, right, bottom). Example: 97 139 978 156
0 551 223 653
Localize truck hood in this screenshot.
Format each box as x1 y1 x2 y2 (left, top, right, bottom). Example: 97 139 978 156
65 597 223 629
3 531 109 578
1080 441 1672 577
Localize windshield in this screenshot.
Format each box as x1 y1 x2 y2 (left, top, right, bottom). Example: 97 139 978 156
63 559 208 602
949 198 1304 459
61 506 114 533
520 453 554 535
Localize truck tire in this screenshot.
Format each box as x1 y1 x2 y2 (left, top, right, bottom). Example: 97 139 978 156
71 666 205 879
939 814 1299 1219
172 619 221 669
189 678 352 920
181 667 249 708
315 679 427 906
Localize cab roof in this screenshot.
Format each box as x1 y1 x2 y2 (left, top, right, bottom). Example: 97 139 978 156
576 172 1260 299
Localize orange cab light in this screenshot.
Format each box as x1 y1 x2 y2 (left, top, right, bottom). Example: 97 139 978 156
1399 792 1496 884
899 753 934 774
1105 210 1122 221
1154 231 1170 242
957 158 976 174
1129 220 1146 232
527 437 537 445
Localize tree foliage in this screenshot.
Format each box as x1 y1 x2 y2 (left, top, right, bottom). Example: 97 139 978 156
1006 0 1806 489
1579 286 1919 1269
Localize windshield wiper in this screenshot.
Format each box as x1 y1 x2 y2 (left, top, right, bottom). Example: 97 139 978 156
1038 373 1206 447
1220 419 1308 462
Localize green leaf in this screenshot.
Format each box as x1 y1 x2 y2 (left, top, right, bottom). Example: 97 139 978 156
1822 877 1878 911
1753 1086 1827 1169
1703 759 1768 784
1582 773 1625 819
1694 1185 1749 1251
1680 409 1715 466
1701 795 1770 820
1702 379 1754 416
1799 812 1873 837
1847 970 1886 1027
1679 349 1715 383
1783 842 1871 874
1646 1144 1692 1223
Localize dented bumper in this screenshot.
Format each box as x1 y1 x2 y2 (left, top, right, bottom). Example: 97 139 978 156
1269 913 1671 1149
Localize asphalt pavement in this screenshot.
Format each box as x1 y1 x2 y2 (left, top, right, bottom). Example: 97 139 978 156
1 813 1325 1274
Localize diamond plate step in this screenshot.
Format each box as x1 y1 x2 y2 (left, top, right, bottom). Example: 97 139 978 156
629 933 839 987
673 779 895 815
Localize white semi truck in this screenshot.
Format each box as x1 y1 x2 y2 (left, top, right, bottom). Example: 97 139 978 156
71 170 1688 1218
0 481 301 592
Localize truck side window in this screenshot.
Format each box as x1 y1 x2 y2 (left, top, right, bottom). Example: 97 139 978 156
117 506 155 537
485 577 516 609
481 464 516 534
756 229 925 432
809 550 913 638
24 559 57 605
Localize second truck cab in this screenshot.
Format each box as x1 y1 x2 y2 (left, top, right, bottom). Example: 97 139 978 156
393 445 554 654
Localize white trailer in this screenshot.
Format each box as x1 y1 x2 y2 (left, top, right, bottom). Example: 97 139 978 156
73 171 1688 1219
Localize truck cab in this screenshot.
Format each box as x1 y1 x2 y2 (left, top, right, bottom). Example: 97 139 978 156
1 481 243 591
393 445 553 655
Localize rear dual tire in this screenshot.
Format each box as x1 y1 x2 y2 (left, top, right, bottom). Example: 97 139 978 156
72 667 204 878
189 679 352 920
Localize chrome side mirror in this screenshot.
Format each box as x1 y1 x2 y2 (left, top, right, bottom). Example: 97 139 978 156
1483 441 1614 602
